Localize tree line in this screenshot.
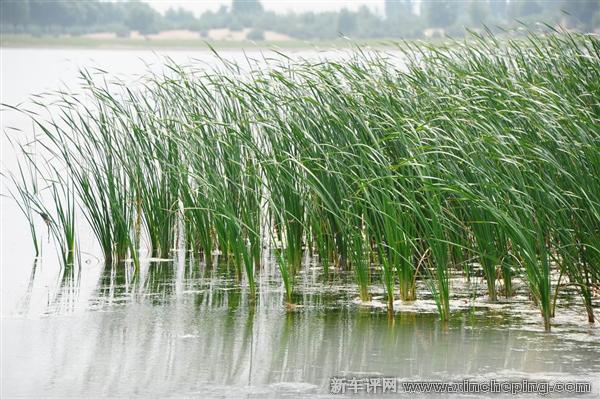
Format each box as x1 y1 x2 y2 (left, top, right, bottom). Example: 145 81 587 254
1 0 598 39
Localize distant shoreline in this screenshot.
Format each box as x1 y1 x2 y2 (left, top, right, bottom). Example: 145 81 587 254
0 34 406 50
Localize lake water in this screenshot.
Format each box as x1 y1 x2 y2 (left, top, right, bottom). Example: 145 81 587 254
1 48 599 398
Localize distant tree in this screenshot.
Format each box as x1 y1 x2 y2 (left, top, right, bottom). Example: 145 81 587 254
337 8 357 34
355 5 383 37
75 2 99 27
24 0 81 29
229 17 243 31
468 0 490 25
385 0 412 19
95 2 127 26
231 0 263 15
1 0 597 40
0 0 30 26
384 0 422 38
165 7 196 28
423 0 458 28
28 0 57 27
125 2 159 35
55 3 80 26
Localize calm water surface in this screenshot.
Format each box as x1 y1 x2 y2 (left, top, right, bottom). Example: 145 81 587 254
1 48 599 398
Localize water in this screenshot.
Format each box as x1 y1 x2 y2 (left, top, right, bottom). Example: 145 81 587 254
2 48 600 398
2 257 600 398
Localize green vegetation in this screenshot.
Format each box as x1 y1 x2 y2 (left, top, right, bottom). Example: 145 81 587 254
0 0 598 41
5 31 599 331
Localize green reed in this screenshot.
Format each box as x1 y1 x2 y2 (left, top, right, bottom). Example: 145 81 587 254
5 29 599 331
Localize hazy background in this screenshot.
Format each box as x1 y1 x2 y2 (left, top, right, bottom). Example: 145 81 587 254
1 0 598 43
146 0 386 14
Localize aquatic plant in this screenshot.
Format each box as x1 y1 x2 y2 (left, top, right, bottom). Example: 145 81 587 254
4 29 599 331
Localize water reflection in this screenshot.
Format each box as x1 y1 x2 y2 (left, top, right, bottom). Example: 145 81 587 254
2 257 600 398
51 262 82 314
16 260 38 314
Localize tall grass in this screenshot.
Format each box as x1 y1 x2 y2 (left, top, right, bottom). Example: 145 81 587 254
5 30 599 331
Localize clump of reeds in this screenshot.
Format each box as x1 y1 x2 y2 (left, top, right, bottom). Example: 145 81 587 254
5 29 599 331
